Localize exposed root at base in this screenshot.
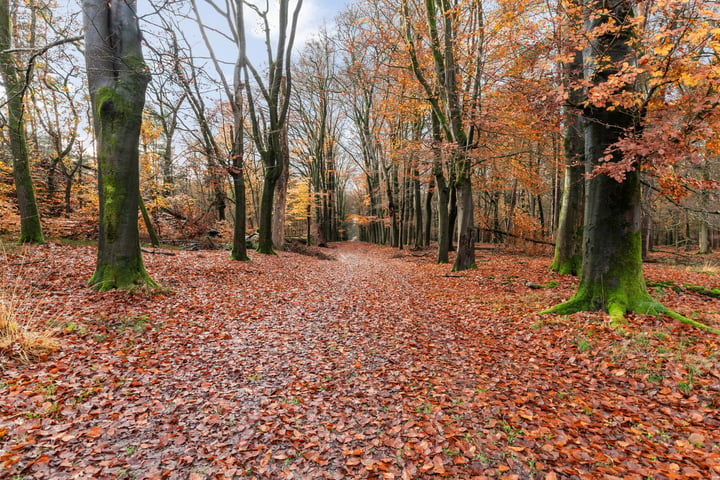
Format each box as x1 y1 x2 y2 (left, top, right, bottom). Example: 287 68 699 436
542 297 720 335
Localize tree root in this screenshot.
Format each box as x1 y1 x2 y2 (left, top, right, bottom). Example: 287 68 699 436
542 295 720 335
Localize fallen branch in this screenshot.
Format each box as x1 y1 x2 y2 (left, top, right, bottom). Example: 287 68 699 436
526 280 559 289
10 260 45 266
479 228 555 246
649 248 695 259
141 249 177 256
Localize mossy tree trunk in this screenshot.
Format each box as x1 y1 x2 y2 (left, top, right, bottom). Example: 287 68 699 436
84 0 155 290
545 0 656 324
0 0 44 244
551 50 584 276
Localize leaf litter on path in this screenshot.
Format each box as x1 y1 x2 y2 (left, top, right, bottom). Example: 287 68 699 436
1 242 719 478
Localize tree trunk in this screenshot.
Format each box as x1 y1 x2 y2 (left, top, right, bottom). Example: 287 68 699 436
552 152 651 324
413 165 422 248
231 167 248 260
139 195 160 247
551 160 584 274
452 171 476 271
230 3 248 261
0 0 44 244
424 176 434 246
491 192 501 243
536 194 545 233
85 0 155 290
257 160 280 253
551 50 585 275
272 120 290 250
448 184 457 251
385 162 399 248
398 163 406 250
546 0 659 324
698 219 711 254
229 119 248 261
162 142 174 193
215 185 226 221
641 177 653 259
64 174 73 217
432 114 449 263
436 178 450 263
697 168 712 254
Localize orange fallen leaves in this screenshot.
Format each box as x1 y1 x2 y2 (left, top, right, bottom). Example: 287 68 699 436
0 242 717 478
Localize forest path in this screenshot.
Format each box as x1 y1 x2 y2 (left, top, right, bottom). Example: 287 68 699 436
2 241 718 478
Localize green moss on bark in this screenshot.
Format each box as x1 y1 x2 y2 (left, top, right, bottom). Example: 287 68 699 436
550 254 582 276
231 251 250 261
90 260 157 292
543 232 655 325
543 231 719 334
91 86 155 290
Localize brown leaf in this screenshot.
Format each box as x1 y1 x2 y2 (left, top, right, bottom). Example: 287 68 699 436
84 426 102 439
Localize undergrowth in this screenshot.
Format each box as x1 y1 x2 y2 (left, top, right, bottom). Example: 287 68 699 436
0 247 58 365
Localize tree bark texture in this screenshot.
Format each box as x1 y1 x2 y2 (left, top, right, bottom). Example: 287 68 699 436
272 113 290 250
452 170 476 271
257 163 280 253
84 0 155 290
551 51 585 275
546 0 657 324
424 176 434 247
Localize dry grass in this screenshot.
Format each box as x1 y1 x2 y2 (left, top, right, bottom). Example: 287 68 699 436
0 246 59 366
0 295 58 365
686 259 720 275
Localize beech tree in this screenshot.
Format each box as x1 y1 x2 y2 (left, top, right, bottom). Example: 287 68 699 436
239 0 303 254
0 0 44 243
548 0 644 322
291 32 342 244
550 50 584 273
187 0 249 260
545 0 719 333
84 0 155 290
401 0 484 271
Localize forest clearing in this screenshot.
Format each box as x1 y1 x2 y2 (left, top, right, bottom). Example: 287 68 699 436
1 241 719 479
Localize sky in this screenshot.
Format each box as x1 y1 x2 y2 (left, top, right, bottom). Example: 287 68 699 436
171 0 352 68
60 0 352 68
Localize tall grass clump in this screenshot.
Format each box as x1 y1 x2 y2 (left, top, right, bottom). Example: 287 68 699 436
0 246 58 364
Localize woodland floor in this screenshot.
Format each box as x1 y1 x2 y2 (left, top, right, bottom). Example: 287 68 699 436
1 241 719 480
